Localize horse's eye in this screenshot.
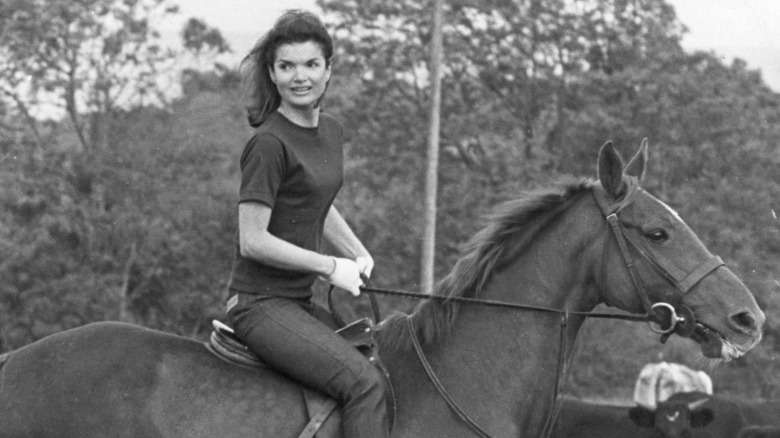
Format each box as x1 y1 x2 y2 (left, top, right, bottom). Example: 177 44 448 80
645 229 668 242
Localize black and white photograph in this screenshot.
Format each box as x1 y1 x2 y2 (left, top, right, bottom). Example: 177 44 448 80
1 0 778 436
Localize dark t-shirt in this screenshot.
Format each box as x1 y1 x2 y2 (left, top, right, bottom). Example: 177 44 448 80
228 111 344 298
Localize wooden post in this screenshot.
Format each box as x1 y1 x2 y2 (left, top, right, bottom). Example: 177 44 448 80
420 0 444 294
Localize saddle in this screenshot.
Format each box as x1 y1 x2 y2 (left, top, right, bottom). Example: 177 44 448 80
206 317 392 438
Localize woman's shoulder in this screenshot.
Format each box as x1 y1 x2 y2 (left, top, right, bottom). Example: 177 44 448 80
254 112 288 134
246 129 284 148
240 130 286 163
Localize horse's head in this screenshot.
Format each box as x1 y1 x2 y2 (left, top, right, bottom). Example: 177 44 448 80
593 140 764 360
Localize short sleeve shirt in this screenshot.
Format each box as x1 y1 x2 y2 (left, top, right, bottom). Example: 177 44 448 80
228 111 344 298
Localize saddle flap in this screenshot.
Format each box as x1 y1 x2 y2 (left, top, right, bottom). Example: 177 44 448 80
335 317 375 351
212 319 239 341
207 320 264 368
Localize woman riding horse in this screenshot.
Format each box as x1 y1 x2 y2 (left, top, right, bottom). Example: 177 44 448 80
0 140 764 437
228 9 388 438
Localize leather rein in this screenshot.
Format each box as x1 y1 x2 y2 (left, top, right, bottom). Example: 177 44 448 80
338 180 725 437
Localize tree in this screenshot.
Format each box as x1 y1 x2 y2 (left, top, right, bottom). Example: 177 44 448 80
319 0 689 283
0 0 236 346
0 0 180 152
181 17 231 56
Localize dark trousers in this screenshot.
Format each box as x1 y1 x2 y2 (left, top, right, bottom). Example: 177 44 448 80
228 293 389 438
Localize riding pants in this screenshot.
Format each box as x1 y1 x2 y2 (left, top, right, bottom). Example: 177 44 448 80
228 293 389 438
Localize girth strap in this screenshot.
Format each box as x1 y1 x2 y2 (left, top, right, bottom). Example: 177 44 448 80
407 316 493 438
298 396 338 438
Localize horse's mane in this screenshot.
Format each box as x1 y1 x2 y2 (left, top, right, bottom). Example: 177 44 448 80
378 179 595 351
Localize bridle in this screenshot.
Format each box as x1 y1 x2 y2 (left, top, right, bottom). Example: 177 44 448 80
333 180 726 437
593 177 725 340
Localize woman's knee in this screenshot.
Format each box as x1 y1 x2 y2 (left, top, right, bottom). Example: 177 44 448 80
351 362 387 398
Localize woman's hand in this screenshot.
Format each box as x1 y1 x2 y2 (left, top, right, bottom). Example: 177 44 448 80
356 255 374 282
321 257 364 296
323 206 374 282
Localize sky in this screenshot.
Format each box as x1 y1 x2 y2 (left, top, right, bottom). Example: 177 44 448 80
166 0 780 91
670 0 780 90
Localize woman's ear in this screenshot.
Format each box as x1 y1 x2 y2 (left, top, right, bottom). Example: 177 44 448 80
324 63 332 83
268 65 277 84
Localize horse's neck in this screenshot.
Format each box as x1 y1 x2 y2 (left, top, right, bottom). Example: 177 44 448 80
430 248 595 433
381 195 604 436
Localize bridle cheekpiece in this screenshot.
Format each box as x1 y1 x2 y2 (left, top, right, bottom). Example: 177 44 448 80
594 177 724 341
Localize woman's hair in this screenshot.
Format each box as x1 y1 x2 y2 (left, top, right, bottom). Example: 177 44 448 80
240 10 334 127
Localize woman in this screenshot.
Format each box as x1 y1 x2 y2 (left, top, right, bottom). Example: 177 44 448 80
226 10 389 438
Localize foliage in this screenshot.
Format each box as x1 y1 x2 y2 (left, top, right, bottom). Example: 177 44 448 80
181 17 231 55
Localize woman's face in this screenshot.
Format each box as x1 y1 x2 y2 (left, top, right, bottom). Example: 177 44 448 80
269 41 331 111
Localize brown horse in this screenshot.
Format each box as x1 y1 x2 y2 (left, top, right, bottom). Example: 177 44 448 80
0 141 764 437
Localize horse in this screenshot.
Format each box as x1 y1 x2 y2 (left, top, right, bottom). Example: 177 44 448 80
0 140 764 437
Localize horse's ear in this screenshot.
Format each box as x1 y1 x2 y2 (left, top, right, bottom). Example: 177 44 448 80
597 141 625 198
625 138 649 182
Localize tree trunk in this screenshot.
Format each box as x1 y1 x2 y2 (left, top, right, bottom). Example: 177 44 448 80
119 243 137 323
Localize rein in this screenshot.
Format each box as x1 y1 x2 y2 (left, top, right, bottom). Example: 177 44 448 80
359 285 649 322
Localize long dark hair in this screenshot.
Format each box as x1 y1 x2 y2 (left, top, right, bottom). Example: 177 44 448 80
240 10 334 127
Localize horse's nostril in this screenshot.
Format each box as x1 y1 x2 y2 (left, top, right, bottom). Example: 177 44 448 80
730 311 756 332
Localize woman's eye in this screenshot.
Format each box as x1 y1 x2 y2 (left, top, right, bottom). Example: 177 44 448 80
645 229 668 242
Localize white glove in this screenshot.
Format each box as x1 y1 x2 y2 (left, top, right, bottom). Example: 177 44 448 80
355 255 374 280
322 257 363 296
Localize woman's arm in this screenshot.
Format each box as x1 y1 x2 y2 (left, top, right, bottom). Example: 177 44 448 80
238 201 334 276
238 201 364 294
323 206 374 277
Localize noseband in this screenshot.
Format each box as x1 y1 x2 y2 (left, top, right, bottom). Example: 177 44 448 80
595 177 724 340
